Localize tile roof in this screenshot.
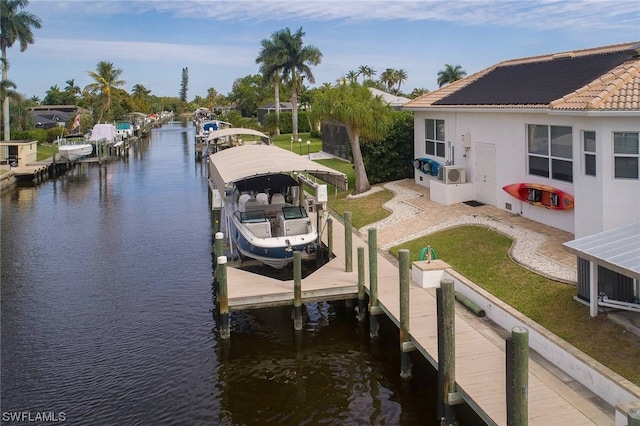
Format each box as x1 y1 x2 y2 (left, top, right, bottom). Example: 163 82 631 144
404 42 640 112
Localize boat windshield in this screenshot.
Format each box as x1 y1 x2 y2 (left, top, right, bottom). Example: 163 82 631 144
237 210 267 223
282 206 307 220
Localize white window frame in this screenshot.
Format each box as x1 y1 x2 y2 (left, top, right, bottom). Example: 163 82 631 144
527 124 573 182
582 130 596 177
613 131 639 180
425 119 446 158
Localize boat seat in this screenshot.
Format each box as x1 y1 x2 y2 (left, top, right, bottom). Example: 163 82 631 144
271 193 286 204
238 194 251 212
256 192 269 205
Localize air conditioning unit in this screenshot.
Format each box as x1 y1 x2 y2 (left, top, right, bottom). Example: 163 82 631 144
439 165 466 184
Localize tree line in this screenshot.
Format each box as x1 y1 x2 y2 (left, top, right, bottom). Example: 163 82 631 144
1 0 468 194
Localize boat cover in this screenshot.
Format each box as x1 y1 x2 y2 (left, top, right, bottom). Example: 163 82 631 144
89 124 118 142
208 144 348 191
206 127 269 143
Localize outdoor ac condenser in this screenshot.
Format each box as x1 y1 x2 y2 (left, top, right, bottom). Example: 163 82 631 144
441 165 466 184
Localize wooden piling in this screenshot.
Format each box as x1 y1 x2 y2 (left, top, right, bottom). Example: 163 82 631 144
293 251 303 331
327 218 333 258
437 278 461 424
215 232 224 258
217 255 230 339
344 211 353 272
368 227 381 338
357 247 366 322
629 408 640 426
507 326 529 426
399 249 414 379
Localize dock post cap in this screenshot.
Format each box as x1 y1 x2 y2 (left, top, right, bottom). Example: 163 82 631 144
217 256 227 264
215 232 224 239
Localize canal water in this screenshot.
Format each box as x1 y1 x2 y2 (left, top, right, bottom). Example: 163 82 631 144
1 121 482 425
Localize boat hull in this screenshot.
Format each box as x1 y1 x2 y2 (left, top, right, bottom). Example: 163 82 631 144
503 183 574 210
58 144 93 161
230 215 317 269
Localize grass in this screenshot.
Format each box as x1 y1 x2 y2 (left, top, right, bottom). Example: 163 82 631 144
388 225 640 386
271 132 323 155
37 143 56 161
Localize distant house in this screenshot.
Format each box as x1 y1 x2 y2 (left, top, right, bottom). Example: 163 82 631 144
369 87 410 110
403 42 640 239
257 102 293 125
28 105 91 130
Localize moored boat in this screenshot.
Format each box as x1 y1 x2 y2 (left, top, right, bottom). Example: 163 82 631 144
56 135 93 161
208 144 348 269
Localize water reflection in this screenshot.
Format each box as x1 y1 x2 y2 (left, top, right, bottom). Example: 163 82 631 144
1 121 482 425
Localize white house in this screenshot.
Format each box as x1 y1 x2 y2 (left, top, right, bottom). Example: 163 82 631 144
403 42 640 239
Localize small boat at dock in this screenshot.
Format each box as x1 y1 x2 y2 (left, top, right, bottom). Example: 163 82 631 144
208 144 348 269
56 135 93 161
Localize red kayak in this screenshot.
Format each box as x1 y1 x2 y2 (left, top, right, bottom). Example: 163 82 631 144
503 183 574 210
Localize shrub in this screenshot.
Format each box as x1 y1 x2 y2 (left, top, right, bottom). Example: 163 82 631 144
11 129 48 143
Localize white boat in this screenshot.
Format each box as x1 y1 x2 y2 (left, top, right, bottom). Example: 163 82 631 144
89 123 119 146
208 144 348 269
57 135 93 161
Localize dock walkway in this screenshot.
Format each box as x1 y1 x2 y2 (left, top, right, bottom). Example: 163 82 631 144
224 211 627 425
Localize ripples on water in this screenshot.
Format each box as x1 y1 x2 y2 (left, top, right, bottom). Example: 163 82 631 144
1 122 481 425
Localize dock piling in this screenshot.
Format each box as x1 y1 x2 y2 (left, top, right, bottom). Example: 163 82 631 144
217 256 230 339
344 212 352 272
214 232 224 258
399 249 415 379
293 251 303 331
437 278 460 424
629 408 640 426
507 326 529 426
357 247 366 321
327 218 333 258
368 228 381 338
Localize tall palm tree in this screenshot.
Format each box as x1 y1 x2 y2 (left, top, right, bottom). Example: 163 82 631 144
64 78 80 103
345 70 359 83
256 32 286 135
437 64 467 87
394 68 408 93
358 65 375 84
271 27 322 141
132 83 151 112
380 68 396 92
1 0 42 140
311 82 391 194
85 61 125 122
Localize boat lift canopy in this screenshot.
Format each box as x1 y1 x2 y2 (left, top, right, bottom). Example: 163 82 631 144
208 144 348 192
206 127 270 144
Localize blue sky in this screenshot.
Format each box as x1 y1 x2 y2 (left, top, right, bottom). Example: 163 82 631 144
9 0 640 100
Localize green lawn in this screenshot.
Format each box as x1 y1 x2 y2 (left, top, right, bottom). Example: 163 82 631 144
271 132 322 155
388 226 640 386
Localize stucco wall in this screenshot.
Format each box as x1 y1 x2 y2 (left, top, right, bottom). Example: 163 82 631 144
413 110 640 237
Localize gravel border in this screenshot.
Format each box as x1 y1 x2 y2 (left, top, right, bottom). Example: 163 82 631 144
360 180 577 283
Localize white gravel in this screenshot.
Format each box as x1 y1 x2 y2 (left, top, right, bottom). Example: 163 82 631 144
360 180 577 283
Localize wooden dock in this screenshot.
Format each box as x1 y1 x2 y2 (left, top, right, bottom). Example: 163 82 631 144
219 211 634 425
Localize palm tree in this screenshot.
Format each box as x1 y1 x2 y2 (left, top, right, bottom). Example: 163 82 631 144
132 83 151 112
394 68 408 93
271 27 322 141
345 70 359 84
358 65 376 84
85 61 125 122
437 64 467 87
311 82 391 194
1 0 42 140
380 68 396 92
256 32 286 135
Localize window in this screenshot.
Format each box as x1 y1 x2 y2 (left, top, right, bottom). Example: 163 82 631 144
613 132 639 179
583 131 596 176
425 119 445 158
527 124 573 182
